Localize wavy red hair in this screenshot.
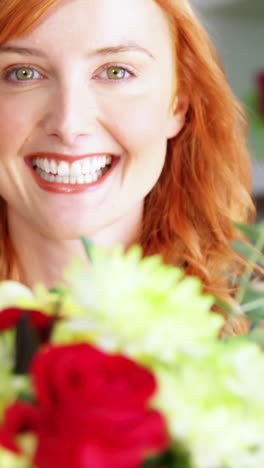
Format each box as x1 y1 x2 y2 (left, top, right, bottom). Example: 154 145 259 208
0 0 255 305
143 0 254 302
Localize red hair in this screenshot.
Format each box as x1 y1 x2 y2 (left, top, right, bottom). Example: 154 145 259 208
0 0 255 305
142 0 254 302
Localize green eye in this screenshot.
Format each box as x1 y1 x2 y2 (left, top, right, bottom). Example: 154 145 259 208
15 67 34 80
106 66 127 80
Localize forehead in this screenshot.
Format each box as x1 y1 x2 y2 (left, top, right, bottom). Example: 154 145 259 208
17 0 173 55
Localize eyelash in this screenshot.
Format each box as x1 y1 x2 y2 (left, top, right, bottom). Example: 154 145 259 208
4 64 45 84
3 63 137 85
94 63 136 81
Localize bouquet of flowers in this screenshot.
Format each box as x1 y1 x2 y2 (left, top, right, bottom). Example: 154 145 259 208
0 224 264 468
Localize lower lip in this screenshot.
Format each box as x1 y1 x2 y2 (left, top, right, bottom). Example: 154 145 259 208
26 158 119 194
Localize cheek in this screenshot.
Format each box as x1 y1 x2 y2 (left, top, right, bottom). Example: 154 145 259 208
103 93 170 207
0 95 39 156
104 92 171 154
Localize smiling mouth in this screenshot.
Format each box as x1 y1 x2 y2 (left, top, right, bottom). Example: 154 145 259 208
31 154 113 185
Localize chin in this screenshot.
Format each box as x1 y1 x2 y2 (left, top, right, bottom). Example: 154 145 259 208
36 206 100 237
42 223 97 241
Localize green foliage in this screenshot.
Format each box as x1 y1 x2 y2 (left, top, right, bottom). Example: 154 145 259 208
244 92 264 159
143 447 192 468
230 222 264 337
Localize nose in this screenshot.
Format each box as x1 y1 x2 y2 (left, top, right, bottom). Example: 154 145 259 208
41 83 98 146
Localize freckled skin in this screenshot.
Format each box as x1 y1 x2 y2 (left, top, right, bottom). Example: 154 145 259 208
0 0 186 245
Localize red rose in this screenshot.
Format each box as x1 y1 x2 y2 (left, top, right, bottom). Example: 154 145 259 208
0 402 40 453
0 307 55 342
0 344 168 468
256 71 264 118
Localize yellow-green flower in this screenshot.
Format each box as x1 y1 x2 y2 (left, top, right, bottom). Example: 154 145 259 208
57 246 219 366
0 446 29 468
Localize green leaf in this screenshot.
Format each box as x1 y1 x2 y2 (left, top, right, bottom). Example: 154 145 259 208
244 91 260 110
14 313 41 375
49 285 68 295
240 288 264 323
244 92 264 159
248 330 264 346
214 297 233 315
142 448 192 468
234 222 264 243
80 236 94 262
245 308 264 324
231 240 264 266
17 390 34 403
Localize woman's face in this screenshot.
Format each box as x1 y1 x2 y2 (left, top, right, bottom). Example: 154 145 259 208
0 0 185 242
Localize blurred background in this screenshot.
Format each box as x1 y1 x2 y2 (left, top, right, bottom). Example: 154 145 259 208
192 0 264 218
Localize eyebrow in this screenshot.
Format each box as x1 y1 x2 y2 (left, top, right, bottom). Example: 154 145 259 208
0 42 155 60
89 43 155 60
0 45 48 58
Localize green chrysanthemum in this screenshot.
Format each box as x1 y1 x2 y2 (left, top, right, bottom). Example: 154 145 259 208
0 280 87 320
154 339 264 468
0 281 33 310
54 245 219 365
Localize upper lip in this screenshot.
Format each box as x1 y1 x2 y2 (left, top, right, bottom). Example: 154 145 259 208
25 152 117 162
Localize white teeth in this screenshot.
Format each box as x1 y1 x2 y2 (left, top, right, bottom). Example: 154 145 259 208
32 155 112 178
58 161 70 177
50 160 57 175
32 155 113 185
92 158 99 171
44 159 49 173
81 160 90 175
77 175 85 184
70 161 82 177
84 173 93 184
35 168 105 185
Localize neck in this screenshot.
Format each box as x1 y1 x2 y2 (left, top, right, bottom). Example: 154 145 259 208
7 207 142 290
